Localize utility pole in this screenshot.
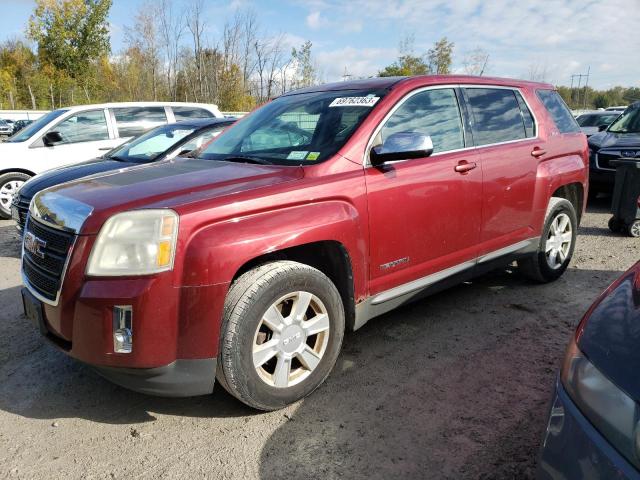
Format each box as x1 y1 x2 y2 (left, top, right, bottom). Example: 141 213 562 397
582 65 590 109
342 66 352 82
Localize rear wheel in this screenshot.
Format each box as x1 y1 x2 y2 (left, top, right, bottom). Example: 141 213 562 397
518 197 577 283
0 172 30 219
217 261 345 410
609 216 623 233
628 220 640 238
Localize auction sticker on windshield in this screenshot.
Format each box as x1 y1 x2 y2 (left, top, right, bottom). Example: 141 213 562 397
287 151 308 160
329 96 380 108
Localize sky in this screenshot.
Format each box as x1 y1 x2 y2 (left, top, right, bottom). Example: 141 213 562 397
2 0 640 89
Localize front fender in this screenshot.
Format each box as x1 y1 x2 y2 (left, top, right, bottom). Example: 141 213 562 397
179 200 367 294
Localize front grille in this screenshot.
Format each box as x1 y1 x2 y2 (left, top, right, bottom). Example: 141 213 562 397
22 217 75 303
596 152 619 170
13 195 30 230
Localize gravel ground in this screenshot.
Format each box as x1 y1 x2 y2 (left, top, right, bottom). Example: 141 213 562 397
0 197 638 480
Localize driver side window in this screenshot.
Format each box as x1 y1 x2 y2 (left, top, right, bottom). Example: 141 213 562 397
50 110 109 144
381 88 465 154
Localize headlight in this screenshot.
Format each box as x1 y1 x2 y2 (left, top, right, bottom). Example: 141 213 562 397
562 336 640 469
87 209 179 276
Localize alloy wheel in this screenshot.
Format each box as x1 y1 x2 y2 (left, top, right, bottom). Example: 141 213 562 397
252 291 330 388
545 212 572 269
0 180 24 211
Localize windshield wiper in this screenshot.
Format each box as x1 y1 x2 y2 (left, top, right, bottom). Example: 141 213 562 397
221 155 273 165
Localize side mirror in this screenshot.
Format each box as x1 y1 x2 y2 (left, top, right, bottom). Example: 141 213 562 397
43 131 63 146
598 124 608 132
370 132 434 166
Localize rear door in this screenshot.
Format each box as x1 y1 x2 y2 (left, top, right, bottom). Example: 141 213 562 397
462 86 541 255
365 86 483 296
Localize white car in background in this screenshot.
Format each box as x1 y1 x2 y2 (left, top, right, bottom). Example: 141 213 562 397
0 102 223 218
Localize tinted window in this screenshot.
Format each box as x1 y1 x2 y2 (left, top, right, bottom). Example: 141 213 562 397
7 109 68 143
172 106 214 121
466 88 526 145
536 90 581 133
608 106 640 134
514 91 536 137
113 107 167 137
180 124 229 153
381 88 465 153
108 123 197 162
52 109 109 144
200 88 385 164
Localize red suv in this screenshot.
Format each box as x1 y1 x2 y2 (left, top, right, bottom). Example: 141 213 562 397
20 76 588 410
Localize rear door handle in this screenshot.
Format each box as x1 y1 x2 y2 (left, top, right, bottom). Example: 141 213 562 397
531 147 546 158
454 161 477 174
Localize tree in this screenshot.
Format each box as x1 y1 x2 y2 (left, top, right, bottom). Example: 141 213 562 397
28 0 111 81
427 37 454 74
379 35 429 77
462 47 489 76
291 41 316 88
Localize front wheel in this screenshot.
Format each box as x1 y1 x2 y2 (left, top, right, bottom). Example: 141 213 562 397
0 172 30 220
518 197 577 283
217 261 345 410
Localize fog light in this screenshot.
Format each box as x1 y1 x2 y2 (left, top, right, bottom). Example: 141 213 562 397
113 305 132 353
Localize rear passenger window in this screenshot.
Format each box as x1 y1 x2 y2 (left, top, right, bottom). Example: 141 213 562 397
465 88 526 145
514 91 536 138
381 88 465 153
172 106 214 121
536 90 581 133
113 107 167 137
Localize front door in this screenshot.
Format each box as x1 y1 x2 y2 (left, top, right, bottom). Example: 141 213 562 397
365 87 482 297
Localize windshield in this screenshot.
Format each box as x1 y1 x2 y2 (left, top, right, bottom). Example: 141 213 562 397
199 89 387 165
0 119 7 126
107 123 198 162
608 107 640 134
7 109 68 142
577 114 619 127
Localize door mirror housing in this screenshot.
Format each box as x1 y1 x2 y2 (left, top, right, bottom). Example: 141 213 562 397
370 132 434 166
43 131 63 146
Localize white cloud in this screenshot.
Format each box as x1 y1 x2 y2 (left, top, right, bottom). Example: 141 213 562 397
315 46 397 80
295 0 640 87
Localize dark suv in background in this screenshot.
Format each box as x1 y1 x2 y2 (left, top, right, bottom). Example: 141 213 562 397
588 102 640 194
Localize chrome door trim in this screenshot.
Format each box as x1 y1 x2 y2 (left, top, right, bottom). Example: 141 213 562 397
477 238 538 264
363 84 540 168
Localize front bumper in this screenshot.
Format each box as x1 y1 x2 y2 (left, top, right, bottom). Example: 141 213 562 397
93 358 216 397
537 379 640 479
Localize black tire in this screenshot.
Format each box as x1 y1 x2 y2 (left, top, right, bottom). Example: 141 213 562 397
216 261 345 411
628 220 640 238
518 197 577 283
608 216 623 233
0 172 31 219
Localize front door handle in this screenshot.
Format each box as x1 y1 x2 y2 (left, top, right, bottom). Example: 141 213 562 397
454 160 477 174
531 147 547 158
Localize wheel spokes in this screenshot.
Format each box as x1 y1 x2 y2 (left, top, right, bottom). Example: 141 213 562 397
273 356 292 388
297 345 321 371
262 305 285 332
290 291 312 322
253 339 280 368
302 313 330 336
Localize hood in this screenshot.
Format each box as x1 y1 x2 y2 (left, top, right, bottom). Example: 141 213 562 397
588 131 640 150
578 263 640 402
18 159 128 201
42 158 304 234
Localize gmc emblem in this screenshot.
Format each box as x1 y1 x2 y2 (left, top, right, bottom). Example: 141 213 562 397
24 232 46 259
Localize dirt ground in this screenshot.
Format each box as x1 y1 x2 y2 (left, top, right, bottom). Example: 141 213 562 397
0 197 637 480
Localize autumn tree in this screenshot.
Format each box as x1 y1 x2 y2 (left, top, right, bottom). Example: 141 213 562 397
379 35 430 77
427 37 454 74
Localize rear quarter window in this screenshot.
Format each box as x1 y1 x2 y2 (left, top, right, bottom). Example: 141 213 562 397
536 90 581 134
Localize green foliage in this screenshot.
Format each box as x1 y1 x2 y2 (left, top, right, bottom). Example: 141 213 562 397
427 37 454 74
28 0 112 80
291 41 316 88
379 54 430 77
